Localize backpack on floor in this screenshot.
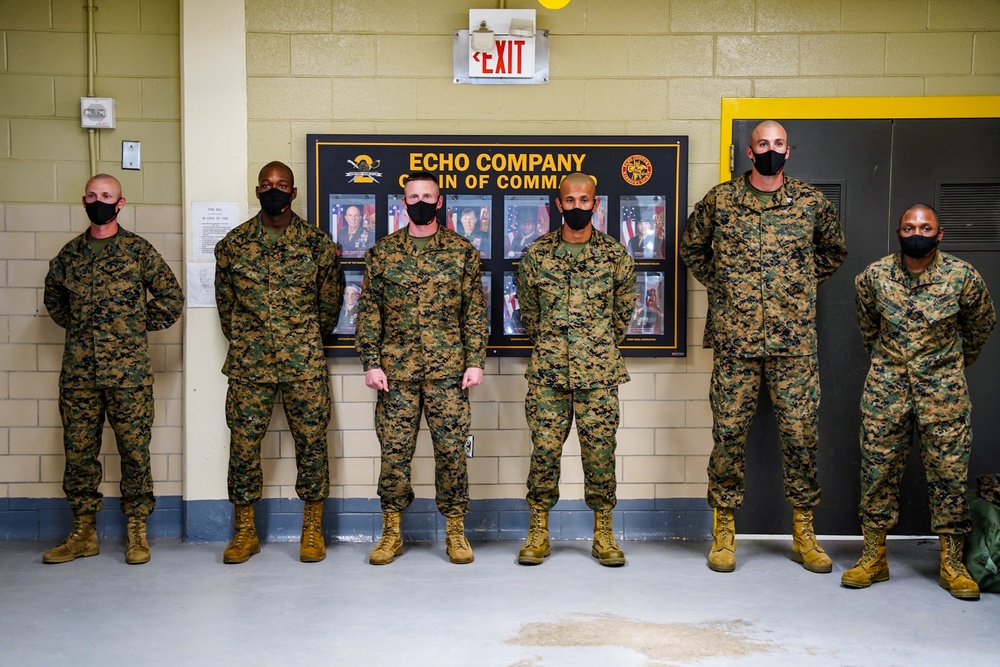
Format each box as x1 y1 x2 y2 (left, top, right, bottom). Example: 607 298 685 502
966 485 1000 594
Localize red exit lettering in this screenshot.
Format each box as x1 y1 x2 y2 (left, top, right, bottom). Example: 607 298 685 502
472 39 526 75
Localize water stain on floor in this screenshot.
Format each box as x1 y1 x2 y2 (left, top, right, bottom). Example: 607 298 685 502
506 613 778 665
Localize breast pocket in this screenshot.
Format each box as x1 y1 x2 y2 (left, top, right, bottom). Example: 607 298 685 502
277 246 318 292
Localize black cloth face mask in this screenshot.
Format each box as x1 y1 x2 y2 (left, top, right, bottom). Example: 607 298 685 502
258 188 293 216
751 149 786 177
561 207 594 231
898 233 939 259
85 199 121 225
406 201 438 226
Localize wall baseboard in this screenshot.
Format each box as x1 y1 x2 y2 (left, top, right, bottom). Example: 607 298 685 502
1 496 714 543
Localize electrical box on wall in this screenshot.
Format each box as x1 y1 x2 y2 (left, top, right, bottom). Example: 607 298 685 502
80 97 116 129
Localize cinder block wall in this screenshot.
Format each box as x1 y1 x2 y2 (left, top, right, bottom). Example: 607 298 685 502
242 0 999 510
2 0 998 538
0 0 183 526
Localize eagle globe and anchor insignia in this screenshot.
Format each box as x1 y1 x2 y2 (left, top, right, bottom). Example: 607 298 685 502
621 154 653 187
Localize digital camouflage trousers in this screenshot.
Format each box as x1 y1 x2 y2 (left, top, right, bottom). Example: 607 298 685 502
525 383 620 511
375 377 470 517
708 354 821 510
226 376 331 504
59 385 155 517
859 412 972 535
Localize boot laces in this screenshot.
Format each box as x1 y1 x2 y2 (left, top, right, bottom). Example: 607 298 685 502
943 535 967 572
127 519 144 545
231 519 254 549
715 513 733 540
797 510 816 540
69 519 91 541
374 532 397 553
523 509 548 548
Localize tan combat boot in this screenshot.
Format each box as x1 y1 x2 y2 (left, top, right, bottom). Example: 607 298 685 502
517 505 551 565
791 507 832 573
369 510 403 565
592 509 626 567
708 508 736 572
125 516 150 565
938 534 980 601
841 525 889 588
43 513 99 564
445 516 474 564
300 500 326 563
223 504 260 564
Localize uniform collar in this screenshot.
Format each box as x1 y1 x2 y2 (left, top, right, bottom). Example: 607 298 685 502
739 171 792 211
891 250 945 287
253 211 308 245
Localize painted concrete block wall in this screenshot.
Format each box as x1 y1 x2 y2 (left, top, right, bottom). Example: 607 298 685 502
0 0 183 518
241 0 1000 512
1 0 999 539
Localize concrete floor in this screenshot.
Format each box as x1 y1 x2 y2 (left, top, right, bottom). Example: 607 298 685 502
1 537 996 667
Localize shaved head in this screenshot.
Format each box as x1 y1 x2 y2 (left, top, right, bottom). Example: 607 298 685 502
258 160 294 187
750 120 787 145
559 172 597 198
85 173 122 198
900 203 939 226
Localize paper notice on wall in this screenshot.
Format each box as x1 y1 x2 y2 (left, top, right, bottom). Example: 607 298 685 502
186 262 218 308
191 201 240 261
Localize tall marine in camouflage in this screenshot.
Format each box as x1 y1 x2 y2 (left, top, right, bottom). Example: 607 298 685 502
356 171 487 566
516 172 636 567
215 161 344 564
843 204 995 600
680 121 847 574
42 174 184 565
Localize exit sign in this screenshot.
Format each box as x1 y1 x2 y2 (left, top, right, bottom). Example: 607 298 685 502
470 38 534 78
468 8 536 79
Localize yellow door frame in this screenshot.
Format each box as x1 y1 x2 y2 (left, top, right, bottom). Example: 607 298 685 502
719 96 1000 182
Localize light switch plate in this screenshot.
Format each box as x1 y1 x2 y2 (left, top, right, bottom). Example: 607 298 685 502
122 141 141 170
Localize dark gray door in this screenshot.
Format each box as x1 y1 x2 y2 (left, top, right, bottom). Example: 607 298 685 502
723 118 1000 535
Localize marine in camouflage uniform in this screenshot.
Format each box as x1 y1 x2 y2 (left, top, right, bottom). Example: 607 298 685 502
214 161 344 563
356 171 487 565
680 121 847 573
516 172 635 567
843 204 995 599
43 174 184 565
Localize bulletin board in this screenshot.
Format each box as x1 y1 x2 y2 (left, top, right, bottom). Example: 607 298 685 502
307 135 688 357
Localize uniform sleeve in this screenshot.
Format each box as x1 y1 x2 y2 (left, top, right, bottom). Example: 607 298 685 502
461 247 488 369
316 236 345 337
143 248 184 332
354 247 384 371
214 239 235 341
958 266 996 367
612 249 636 345
854 268 880 357
43 255 71 330
813 198 847 284
516 250 540 342
679 195 715 289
